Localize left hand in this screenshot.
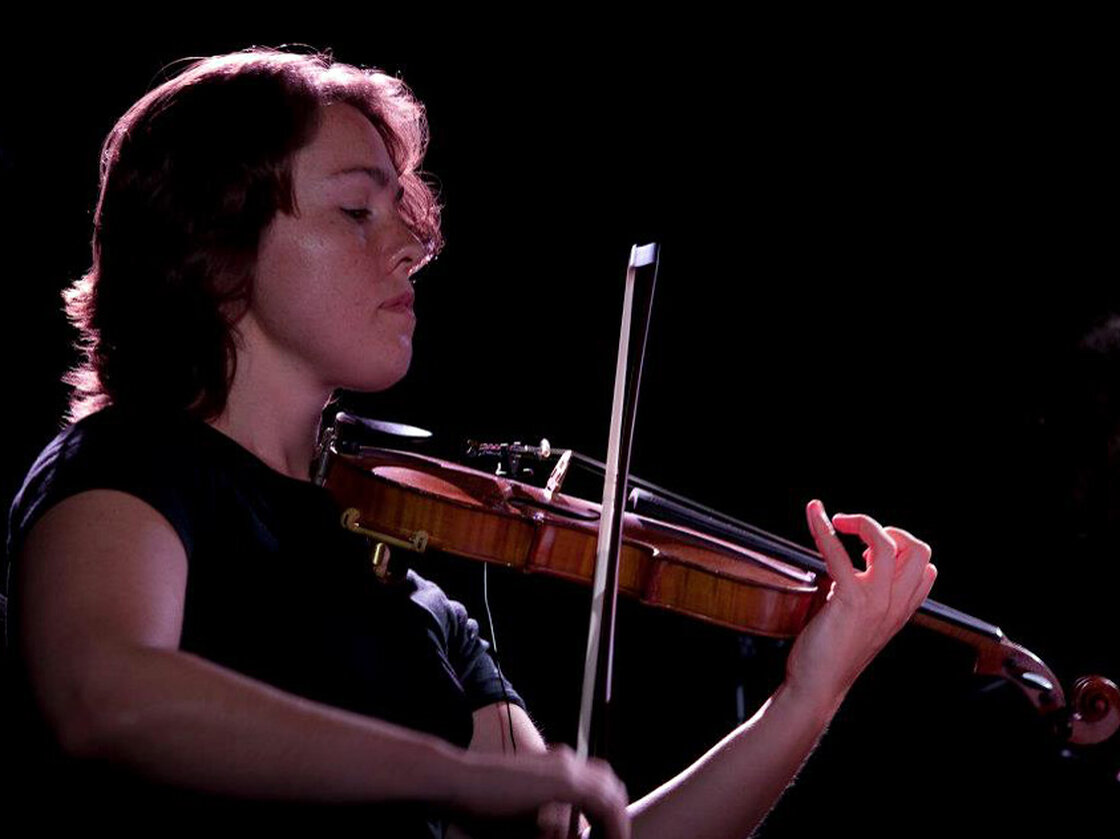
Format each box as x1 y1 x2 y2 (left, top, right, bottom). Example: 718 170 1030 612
783 499 937 709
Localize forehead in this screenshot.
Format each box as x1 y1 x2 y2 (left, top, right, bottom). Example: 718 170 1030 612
294 102 394 180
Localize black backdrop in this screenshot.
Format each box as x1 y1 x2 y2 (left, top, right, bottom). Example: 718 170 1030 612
2 26 1116 835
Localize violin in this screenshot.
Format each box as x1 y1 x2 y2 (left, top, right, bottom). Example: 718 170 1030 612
311 418 1120 751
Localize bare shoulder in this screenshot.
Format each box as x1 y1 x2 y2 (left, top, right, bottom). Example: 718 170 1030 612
13 489 190 752
17 489 189 653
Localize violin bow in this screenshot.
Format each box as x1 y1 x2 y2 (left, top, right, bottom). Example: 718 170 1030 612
571 243 660 837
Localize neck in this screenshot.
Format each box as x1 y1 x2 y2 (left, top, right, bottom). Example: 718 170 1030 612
206 321 334 482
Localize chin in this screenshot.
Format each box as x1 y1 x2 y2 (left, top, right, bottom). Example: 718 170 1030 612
347 360 412 393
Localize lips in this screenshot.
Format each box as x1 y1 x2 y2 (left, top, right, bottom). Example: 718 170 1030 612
379 290 415 311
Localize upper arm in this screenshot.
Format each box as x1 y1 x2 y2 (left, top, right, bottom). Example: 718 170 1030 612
466 703 592 838
469 701 547 754
15 489 188 747
449 704 550 839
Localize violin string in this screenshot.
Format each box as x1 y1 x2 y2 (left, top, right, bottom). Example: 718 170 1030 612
482 562 517 754
571 450 820 560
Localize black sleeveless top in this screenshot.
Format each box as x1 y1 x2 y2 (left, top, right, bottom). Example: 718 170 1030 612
3 405 524 835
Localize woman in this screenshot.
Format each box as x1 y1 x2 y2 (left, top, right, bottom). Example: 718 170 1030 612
4 48 935 837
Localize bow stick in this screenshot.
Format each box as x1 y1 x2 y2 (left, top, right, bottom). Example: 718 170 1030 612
571 243 660 837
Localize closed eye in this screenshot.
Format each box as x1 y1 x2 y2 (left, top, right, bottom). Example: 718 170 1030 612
342 208 371 221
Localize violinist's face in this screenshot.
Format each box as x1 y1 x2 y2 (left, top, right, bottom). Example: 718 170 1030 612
245 102 426 394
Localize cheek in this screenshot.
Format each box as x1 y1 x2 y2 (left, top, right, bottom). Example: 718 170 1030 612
251 224 392 383
257 222 359 318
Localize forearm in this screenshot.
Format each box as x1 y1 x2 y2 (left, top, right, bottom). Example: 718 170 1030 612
51 643 469 806
628 683 841 839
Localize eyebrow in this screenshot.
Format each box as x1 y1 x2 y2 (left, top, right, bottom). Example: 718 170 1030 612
329 165 395 188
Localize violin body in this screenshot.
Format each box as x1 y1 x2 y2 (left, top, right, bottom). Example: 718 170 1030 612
319 444 822 638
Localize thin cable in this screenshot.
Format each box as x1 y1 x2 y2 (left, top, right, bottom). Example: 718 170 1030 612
482 562 517 753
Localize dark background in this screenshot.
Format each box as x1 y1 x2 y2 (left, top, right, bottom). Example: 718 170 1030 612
2 24 1116 834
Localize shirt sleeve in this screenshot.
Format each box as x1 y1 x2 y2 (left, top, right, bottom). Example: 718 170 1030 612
443 595 527 712
405 570 527 713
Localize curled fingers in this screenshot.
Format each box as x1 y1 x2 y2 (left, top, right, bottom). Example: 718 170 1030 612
831 512 898 609
550 747 629 839
884 525 937 622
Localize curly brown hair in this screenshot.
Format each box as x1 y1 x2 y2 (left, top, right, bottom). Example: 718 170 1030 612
62 48 443 424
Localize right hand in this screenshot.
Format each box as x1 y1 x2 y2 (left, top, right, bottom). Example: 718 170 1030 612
455 744 630 839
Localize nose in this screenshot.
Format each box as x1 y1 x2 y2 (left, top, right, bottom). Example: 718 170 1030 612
388 209 429 279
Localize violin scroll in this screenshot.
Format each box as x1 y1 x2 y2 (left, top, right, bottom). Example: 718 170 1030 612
952 626 1120 747
1066 675 1120 746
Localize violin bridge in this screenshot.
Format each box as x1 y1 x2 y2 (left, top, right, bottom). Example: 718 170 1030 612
544 448 573 502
